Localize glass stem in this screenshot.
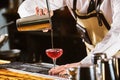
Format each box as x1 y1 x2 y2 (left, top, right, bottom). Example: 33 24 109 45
53 58 56 68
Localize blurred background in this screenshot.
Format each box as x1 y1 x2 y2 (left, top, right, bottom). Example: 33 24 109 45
0 0 87 65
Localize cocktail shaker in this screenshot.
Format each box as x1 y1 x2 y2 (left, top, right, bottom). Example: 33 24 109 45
91 53 107 65
91 53 107 80
16 15 51 31
100 58 119 80
67 64 97 80
112 55 120 80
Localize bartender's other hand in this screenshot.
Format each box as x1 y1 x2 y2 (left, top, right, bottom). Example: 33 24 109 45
35 6 53 16
48 62 80 76
42 29 49 32
35 7 53 32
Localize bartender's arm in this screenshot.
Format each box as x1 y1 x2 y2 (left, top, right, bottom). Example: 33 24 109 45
18 0 65 18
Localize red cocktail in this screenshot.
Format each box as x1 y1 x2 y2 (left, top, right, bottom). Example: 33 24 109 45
46 48 63 68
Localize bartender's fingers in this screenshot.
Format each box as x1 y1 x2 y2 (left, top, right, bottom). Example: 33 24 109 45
35 7 53 16
35 7 43 16
42 29 49 32
35 7 39 15
58 70 67 75
42 8 54 16
43 8 48 15
49 65 67 75
49 10 54 16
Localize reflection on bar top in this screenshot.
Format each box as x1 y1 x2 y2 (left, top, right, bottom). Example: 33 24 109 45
0 59 11 64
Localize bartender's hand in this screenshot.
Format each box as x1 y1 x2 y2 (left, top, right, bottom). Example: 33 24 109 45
35 7 53 32
36 7 53 16
48 62 80 76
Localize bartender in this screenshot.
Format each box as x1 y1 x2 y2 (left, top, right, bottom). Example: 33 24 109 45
18 0 120 76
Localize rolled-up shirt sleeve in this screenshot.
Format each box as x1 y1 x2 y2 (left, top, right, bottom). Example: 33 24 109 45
18 0 65 18
80 0 120 64
18 0 36 18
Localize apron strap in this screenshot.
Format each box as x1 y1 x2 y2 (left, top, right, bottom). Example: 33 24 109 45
72 0 77 18
72 0 110 30
87 0 95 13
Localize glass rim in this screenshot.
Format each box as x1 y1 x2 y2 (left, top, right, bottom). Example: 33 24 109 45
46 48 63 50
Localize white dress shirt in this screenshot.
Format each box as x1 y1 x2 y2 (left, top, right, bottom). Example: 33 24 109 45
18 0 120 64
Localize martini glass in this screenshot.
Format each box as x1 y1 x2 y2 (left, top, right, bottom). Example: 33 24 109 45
46 48 63 68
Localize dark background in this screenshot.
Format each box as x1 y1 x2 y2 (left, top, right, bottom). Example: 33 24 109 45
0 0 87 65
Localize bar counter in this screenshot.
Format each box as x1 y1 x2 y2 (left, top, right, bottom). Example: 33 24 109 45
0 60 68 80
